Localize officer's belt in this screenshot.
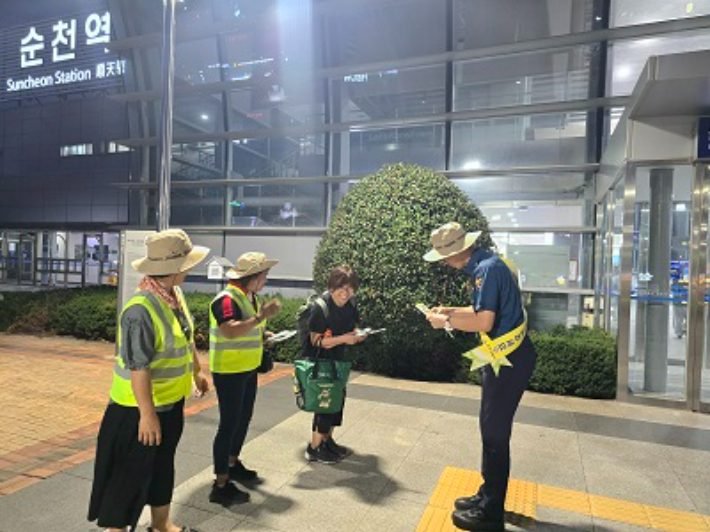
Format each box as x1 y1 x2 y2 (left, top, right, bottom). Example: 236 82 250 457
462 317 527 377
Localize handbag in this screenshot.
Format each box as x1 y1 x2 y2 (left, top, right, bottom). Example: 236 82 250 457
293 339 351 413
257 350 273 374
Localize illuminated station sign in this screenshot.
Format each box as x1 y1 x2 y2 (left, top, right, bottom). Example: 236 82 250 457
1 9 126 99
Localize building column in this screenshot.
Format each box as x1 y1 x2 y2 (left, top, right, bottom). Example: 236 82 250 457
644 168 673 392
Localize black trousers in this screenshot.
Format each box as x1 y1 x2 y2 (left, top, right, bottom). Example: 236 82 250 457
477 336 537 519
88 399 185 530
212 370 258 475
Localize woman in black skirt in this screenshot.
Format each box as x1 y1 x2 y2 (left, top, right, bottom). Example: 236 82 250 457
88 229 210 532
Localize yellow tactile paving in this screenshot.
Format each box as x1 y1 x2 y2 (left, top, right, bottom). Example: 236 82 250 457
538 484 591 514
418 467 710 532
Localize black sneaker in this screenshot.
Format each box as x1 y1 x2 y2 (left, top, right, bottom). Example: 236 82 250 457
325 438 349 459
451 508 504 531
304 442 340 464
454 493 483 511
208 481 250 506
229 460 258 482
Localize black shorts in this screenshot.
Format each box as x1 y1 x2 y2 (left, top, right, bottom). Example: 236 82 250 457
312 389 346 434
88 399 184 529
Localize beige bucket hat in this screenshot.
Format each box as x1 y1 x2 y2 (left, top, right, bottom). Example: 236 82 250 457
132 229 210 275
225 251 279 279
423 222 482 262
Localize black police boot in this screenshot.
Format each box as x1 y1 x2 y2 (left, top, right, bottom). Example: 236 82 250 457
451 508 504 531
454 493 483 511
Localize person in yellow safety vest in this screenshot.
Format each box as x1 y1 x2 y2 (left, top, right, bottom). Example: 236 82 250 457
423 222 537 532
208 252 282 506
88 229 210 532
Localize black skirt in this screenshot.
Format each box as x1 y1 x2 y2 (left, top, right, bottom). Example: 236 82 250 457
87 399 184 530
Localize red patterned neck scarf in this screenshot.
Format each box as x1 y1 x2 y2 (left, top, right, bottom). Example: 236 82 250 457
139 276 180 309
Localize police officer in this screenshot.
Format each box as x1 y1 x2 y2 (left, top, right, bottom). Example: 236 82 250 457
423 222 537 532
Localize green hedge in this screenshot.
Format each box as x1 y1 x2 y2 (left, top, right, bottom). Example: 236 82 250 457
462 325 617 399
1 288 617 399
0 287 304 362
529 326 617 399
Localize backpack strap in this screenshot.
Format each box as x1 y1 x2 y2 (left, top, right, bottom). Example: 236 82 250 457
315 296 329 322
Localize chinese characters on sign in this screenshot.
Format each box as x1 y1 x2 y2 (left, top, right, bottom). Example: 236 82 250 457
5 9 124 97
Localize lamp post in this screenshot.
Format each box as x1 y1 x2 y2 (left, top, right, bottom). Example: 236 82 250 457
157 0 176 231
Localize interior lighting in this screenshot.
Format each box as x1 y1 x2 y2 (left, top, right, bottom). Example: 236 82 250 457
675 204 687 212
462 160 482 170
200 114 209 120
615 65 632 80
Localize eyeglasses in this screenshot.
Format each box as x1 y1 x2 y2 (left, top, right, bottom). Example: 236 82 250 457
333 286 355 296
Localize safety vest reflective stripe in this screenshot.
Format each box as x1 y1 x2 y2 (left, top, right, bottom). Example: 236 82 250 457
110 288 193 406
209 285 264 374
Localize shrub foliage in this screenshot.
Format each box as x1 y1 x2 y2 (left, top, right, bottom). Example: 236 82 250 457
313 163 492 381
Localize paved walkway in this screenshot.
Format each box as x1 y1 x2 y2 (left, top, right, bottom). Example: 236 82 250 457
0 333 709 531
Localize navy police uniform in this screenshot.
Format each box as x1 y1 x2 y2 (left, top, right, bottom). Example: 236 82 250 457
465 248 537 520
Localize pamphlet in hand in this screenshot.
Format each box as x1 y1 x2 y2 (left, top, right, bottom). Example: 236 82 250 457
355 327 386 338
266 330 297 343
415 303 454 338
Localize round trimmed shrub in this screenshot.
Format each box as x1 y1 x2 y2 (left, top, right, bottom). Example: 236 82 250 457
313 163 492 381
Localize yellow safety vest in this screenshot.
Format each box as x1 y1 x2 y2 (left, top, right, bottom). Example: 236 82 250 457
463 256 527 376
209 285 265 374
110 286 194 407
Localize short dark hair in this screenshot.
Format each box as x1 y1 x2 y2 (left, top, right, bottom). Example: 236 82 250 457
233 271 265 289
327 265 359 291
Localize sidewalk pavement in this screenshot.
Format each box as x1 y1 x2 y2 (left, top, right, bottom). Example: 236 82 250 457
0 333 709 532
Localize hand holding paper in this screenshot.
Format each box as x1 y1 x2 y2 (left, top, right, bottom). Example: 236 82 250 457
266 330 297 343
416 303 454 337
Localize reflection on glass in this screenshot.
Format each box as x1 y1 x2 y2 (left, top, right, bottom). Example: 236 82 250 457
609 180 624 336
454 46 594 112
232 134 325 178
454 0 592 49
227 184 325 227
325 0 445 65
342 125 445 175
171 187 225 226
334 65 446 119
491 232 582 289
172 142 222 180
611 0 710 27
451 113 588 170
609 31 710 96
456 175 586 204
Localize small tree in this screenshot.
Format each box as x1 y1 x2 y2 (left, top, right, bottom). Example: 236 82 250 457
313 163 492 381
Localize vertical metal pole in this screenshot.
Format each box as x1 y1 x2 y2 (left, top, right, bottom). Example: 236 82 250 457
444 0 454 171
157 0 177 231
643 168 673 393
688 163 709 411
617 164 636 401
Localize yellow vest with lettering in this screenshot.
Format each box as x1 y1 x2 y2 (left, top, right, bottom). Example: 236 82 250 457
110 286 194 406
209 285 265 374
